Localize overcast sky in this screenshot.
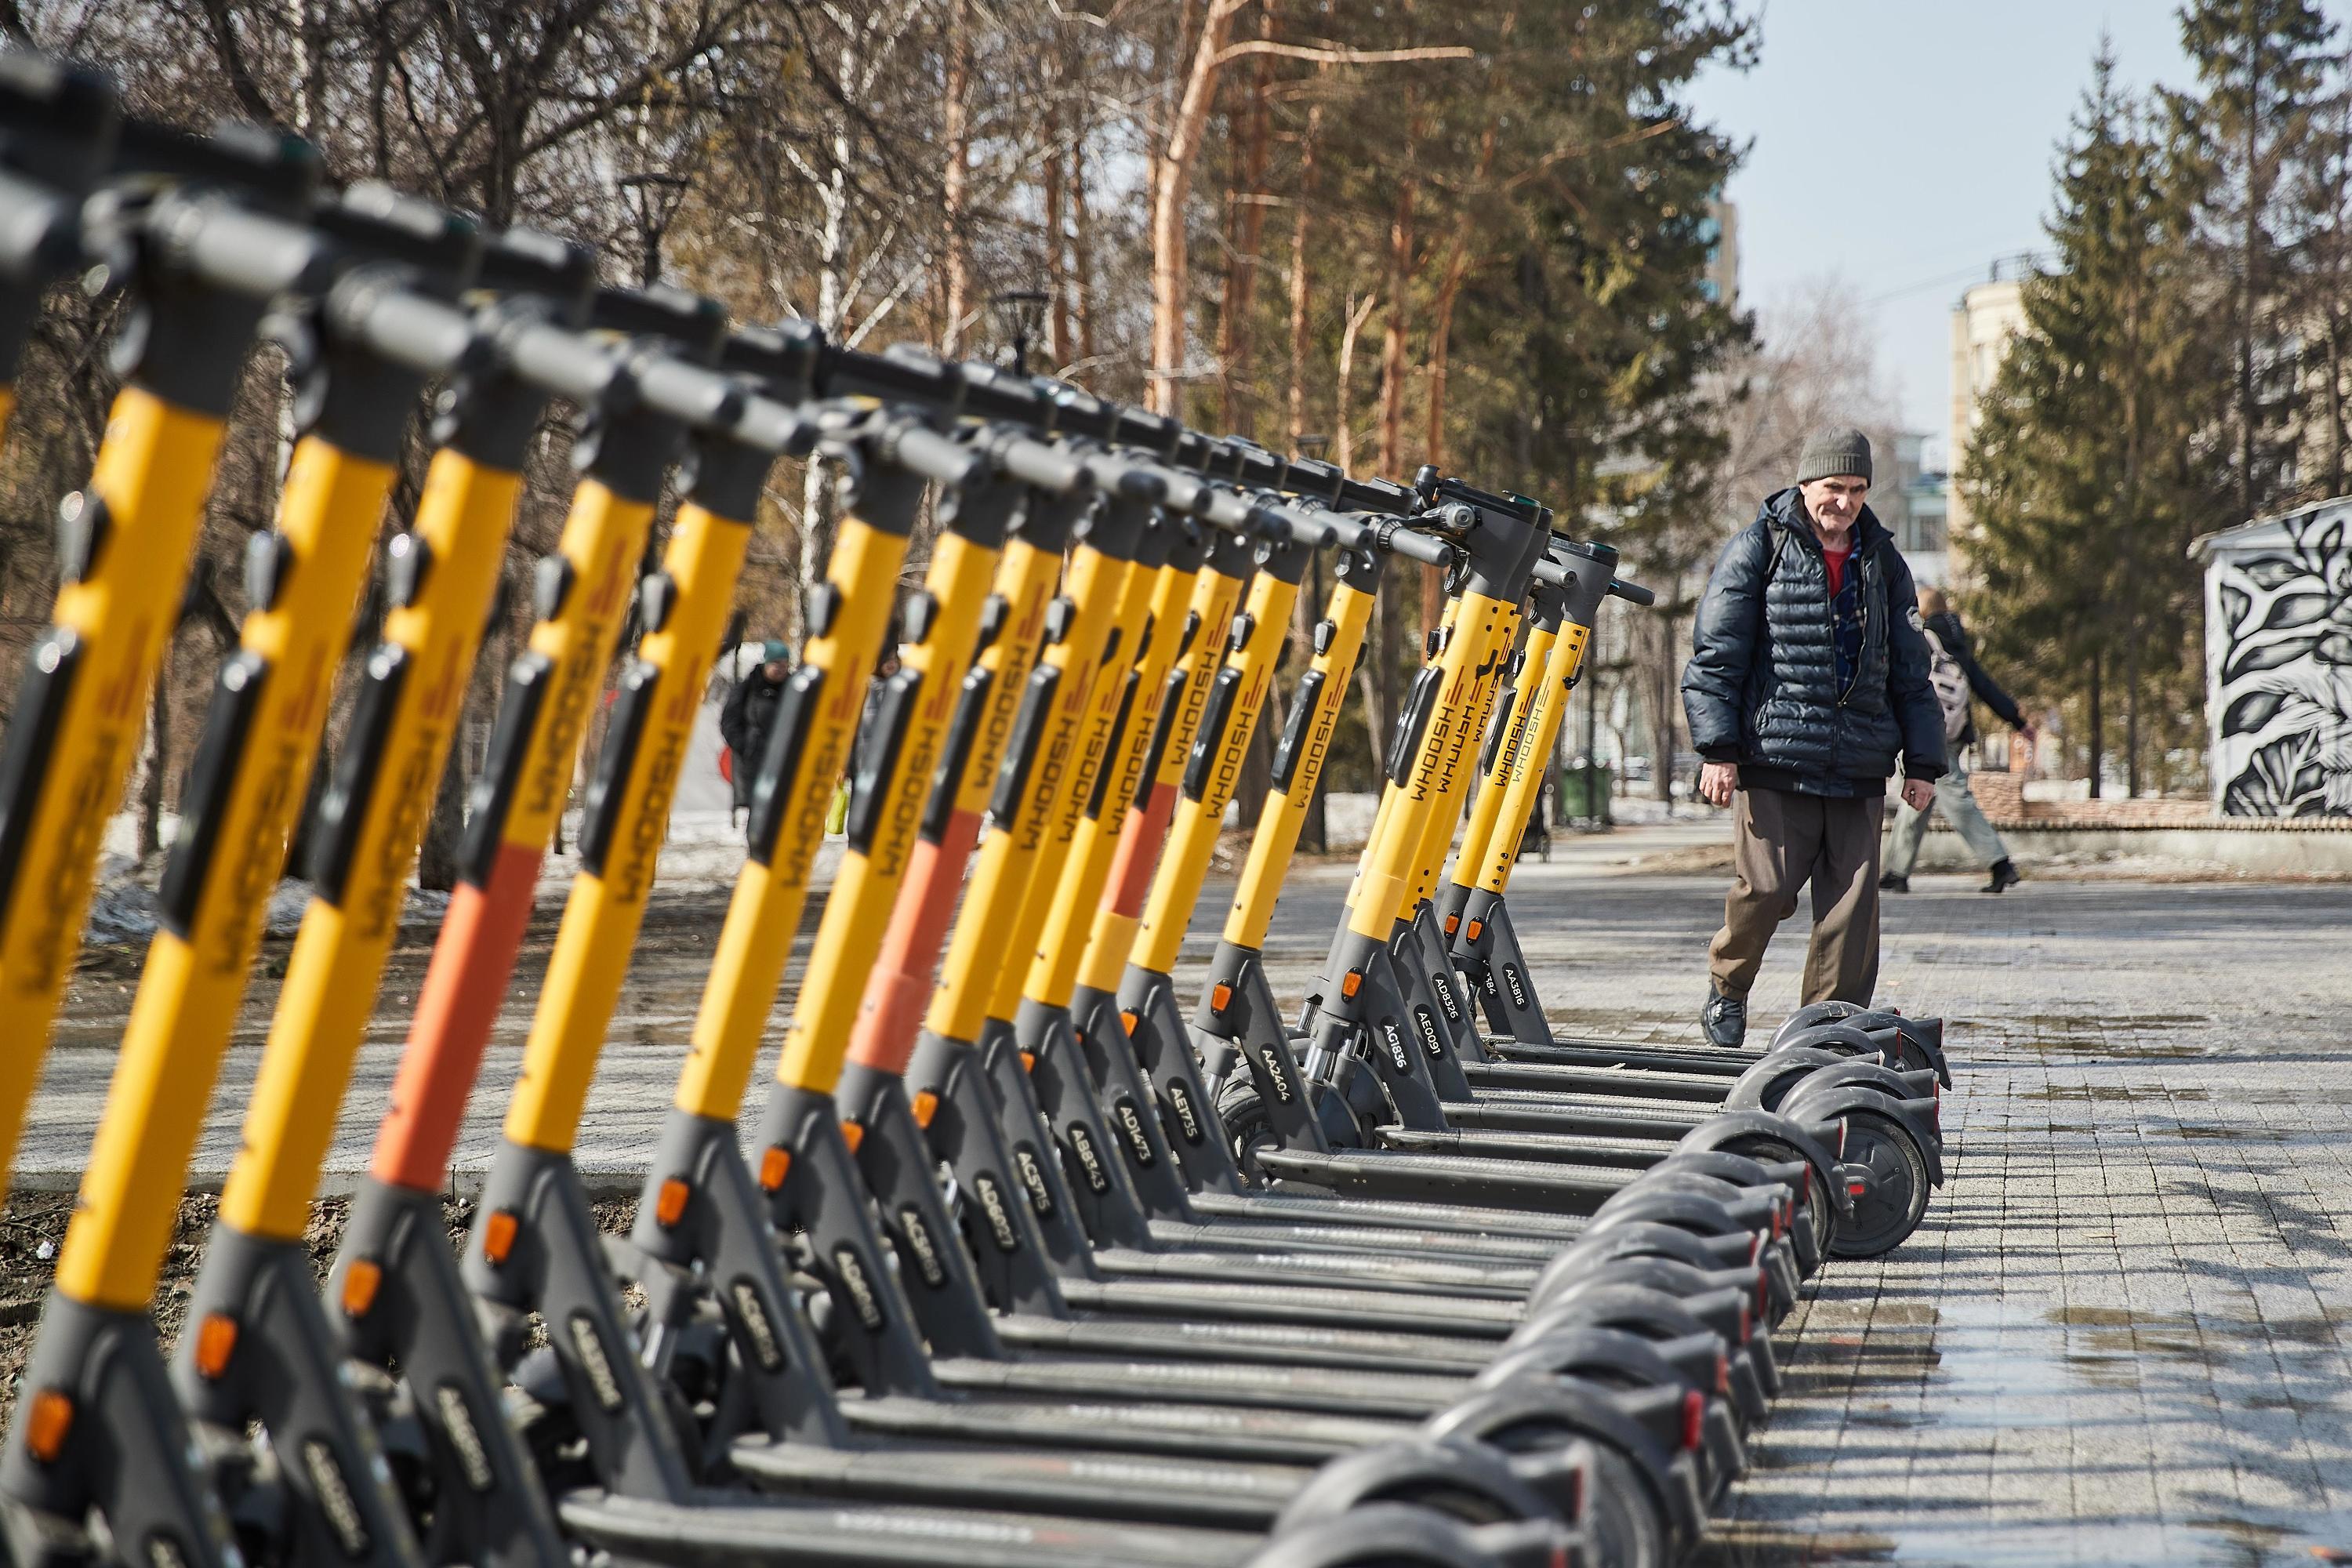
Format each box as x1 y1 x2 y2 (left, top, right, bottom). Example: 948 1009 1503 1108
1686 0 2256 460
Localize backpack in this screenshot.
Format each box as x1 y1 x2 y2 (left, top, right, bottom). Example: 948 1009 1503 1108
1924 626 1969 743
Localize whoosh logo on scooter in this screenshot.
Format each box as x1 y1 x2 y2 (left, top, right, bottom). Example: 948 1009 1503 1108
209 738 301 975
1201 670 1269 814
23 724 124 993
608 726 683 903
1014 710 1080 852
775 717 854 892
360 715 449 940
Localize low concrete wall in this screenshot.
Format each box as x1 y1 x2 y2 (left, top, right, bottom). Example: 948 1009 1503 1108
1896 822 2352 877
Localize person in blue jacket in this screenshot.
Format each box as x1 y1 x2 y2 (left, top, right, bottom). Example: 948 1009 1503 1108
1680 428 1946 1047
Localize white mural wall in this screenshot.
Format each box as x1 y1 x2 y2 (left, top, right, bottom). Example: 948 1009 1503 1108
2201 500 2352 818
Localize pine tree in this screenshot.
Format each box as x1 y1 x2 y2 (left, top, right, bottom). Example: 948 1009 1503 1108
1962 47 2226 795
2170 0 2339 516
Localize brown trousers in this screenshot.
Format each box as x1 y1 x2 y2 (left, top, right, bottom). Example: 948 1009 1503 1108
1708 786 1885 1006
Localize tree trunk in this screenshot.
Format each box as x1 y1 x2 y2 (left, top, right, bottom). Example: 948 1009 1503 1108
1071 128 1097 375
136 630 171 863
1284 100 1322 448
1218 21 1274 438
1149 0 1248 415
1044 115 1071 369
2085 650 2103 800
939 0 973 355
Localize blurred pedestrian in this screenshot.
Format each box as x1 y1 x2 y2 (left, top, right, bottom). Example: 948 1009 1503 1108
720 640 793 829
1681 427 1947 1047
1880 586 2030 894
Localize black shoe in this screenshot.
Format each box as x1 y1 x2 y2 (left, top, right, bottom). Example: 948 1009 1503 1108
1700 987 1748 1048
1983 858 2020 894
1878 871 1910 893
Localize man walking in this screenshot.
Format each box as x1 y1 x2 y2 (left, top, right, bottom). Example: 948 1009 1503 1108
1682 428 1946 1047
720 641 793 828
1880 586 2029 895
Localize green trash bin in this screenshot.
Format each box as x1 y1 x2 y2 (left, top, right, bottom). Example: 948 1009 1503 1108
1555 762 1613 822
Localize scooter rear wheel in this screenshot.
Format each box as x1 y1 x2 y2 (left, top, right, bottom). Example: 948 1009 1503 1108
1826 1110 1929 1258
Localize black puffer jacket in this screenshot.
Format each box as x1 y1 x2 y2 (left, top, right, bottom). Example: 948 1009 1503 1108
1682 488 1946 796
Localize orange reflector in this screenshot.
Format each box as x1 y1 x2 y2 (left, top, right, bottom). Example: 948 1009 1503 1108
339 1258 383 1319
1680 1388 1705 1452
1715 1352 1731 1396
759 1146 793 1190
840 1120 865 1153
1210 983 1232 1014
23 1391 71 1463
1019 1051 1036 1073
1465 920 1483 942
193 1312 238 1380
912 1091 938 1128
481 1208 521 1265
655 1178 691 1227
1340 971 1363 999
1443 915 1459 936
1120 1010 1138 1036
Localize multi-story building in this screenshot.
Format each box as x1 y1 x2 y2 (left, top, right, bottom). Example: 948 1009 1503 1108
1946 256 2036 580
1701 198 1739 310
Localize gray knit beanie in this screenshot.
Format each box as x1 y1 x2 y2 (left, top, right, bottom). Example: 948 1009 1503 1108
1795 427 1872 486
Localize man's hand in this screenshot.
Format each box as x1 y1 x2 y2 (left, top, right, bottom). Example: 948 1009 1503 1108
1900 777 1935 811
1699 760 1738 808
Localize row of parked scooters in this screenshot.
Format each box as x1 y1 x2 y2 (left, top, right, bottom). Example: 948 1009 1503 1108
0 54 1951 1568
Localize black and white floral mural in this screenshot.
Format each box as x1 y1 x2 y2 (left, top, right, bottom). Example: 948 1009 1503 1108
2203 502 2352 818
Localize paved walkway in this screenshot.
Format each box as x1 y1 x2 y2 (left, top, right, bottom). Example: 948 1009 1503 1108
36 823 2352 1562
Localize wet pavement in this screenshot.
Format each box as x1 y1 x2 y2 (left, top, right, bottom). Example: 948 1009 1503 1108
34 826 2352 1563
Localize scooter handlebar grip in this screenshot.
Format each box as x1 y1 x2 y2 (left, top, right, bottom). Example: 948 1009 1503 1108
995 433 1089 495
1609 576 1655 607
1258 501 1337 548
1385 524 1457 569
507 318 619 406
634 350 743 430
344 281 475 378
885 420 985 490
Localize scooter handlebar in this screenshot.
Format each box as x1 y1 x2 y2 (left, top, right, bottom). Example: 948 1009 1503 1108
1381 521 1457 569
989 429 1091 495
880 418 985 491
1609 576 1654 607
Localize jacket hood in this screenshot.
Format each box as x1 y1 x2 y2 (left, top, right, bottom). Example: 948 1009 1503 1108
1759 487 1891 550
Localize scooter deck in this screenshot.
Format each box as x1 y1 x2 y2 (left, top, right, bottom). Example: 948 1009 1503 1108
1254 1146 1677 1214
1186 1188 1585 1240
1460 1059 1732 1103
727 1437 1310 1530
929 1354 1462 1420
839 1389 1402 1463
1484 1035 1759 1075
988 1310 1493 1374
1144 1215 1563 1264
1436 1099 1711 1141
560 1488 1258 1568
1088 1243 1534 1299
1051 1275 1519 1339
